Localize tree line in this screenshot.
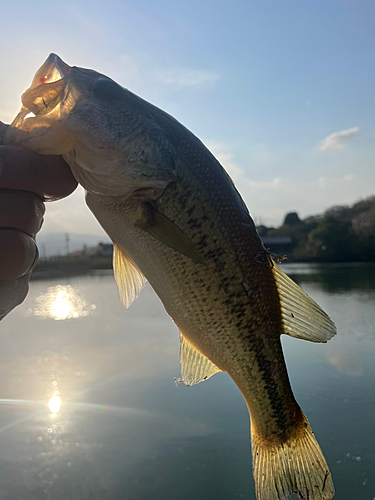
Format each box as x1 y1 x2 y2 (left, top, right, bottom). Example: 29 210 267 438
258 196 375 262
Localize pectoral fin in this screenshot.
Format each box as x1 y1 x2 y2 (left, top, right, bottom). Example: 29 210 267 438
178 332 221 386
113 243 146 310
273 264 337 342
142 211 206 265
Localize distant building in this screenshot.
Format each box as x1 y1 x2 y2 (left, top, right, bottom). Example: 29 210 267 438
261 236 293 256
96 243 113 257
68 242 113 258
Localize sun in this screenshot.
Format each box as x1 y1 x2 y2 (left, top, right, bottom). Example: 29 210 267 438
48 396 61 413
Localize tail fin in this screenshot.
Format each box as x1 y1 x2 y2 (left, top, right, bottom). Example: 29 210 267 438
251 415 335 500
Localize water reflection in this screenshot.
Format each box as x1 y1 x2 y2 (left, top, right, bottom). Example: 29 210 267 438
1 267 374 498
31 285 96 320
281 262 375 294
48 396 61 413
280 264 375 381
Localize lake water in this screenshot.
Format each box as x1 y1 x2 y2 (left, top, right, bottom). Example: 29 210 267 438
0 263 374 499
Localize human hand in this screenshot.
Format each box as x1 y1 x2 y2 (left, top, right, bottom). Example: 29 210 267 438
0 122 77 320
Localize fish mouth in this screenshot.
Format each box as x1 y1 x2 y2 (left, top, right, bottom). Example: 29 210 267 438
30 53 71 87
23 53 71 115
11 54 71 127
4 54 78 154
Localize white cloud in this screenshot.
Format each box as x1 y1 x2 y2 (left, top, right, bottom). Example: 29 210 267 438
94 56 220 96
344 174 355 181
154 68 220 88
318 177 326 188
318 126 359 151
204 140 375 227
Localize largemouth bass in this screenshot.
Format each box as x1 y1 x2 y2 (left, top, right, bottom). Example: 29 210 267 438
5 54 336 500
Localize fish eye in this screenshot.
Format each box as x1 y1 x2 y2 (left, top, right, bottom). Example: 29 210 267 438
91 78 125 102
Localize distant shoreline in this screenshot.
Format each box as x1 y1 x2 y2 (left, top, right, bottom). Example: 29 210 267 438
30 256 113 281
30 255 375 281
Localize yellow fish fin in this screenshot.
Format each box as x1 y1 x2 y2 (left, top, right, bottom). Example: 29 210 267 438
142 210 206 265
272 264 336 343
178 332 221 386
251 412 335 500
113 243 146 310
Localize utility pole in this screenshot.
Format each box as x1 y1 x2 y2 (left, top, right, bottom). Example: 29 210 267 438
65 233 70 256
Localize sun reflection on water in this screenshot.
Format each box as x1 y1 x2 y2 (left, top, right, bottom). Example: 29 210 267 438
32 285 96 320
48 396 62 413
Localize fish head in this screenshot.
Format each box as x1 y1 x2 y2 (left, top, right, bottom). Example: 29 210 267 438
5 54 176 197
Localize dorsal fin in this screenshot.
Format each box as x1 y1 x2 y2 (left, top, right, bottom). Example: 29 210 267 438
178 332 221 386
113 243 146 310
272 264 336 342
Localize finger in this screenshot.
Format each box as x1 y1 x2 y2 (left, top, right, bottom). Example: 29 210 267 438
0 274 29 320
0 122 6 143
0 190 45 236
0 145 78 201
0 229 38 281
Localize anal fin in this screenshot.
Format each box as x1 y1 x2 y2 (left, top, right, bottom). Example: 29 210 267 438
178 332 221 386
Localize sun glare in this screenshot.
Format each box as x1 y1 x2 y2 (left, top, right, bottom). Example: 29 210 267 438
32 285 96 320
48 396 61 413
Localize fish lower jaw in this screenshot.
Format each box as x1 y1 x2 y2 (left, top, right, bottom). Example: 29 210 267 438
4 114 76 155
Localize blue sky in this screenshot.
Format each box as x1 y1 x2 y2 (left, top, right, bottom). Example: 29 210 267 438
1 0 374 234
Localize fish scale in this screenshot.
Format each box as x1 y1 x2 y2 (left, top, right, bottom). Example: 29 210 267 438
5 53 336 500
157 131 301 435
122 155 302 441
